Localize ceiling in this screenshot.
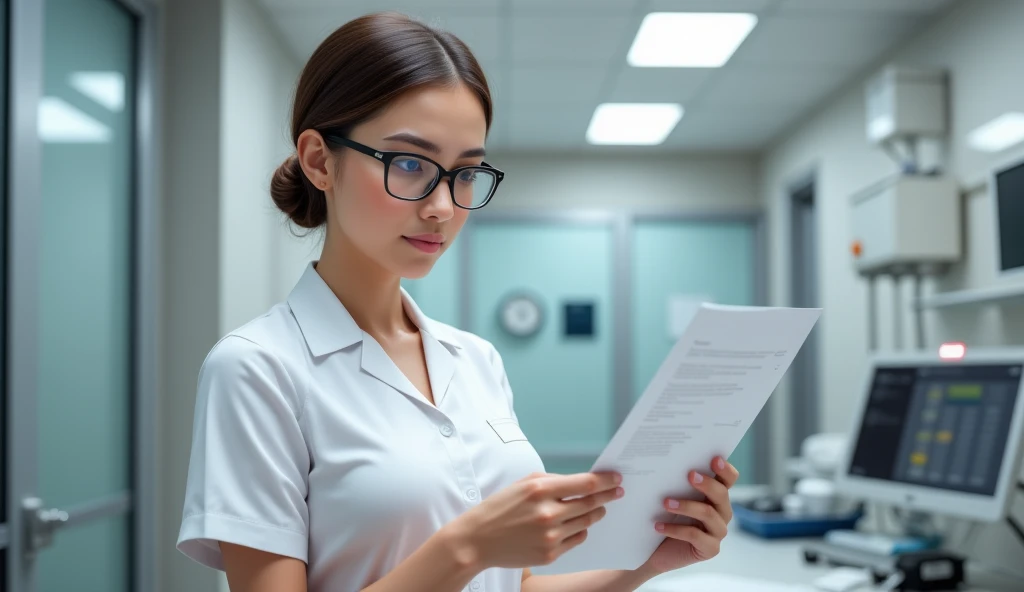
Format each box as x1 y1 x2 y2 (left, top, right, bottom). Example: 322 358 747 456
258 0 956 153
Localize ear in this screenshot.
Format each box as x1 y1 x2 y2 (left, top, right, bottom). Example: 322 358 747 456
296 129 335 191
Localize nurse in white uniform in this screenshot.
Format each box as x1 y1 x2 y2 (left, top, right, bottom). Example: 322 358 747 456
177 11 739 592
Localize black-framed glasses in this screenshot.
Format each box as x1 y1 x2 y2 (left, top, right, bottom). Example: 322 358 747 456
322 134 504 210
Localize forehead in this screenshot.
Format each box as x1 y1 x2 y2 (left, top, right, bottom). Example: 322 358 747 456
362 85 488 145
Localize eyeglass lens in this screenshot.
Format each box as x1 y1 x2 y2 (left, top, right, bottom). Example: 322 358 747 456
387 155 497 208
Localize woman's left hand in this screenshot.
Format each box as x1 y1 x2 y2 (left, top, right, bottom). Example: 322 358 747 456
639 456 739 576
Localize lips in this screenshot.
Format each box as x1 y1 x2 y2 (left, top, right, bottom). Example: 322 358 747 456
403 234 444 254
404 233 445 244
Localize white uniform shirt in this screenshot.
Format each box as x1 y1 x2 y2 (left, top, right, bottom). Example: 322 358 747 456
178 262 546 592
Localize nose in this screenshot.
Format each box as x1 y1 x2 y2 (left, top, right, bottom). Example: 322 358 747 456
419 178 456 222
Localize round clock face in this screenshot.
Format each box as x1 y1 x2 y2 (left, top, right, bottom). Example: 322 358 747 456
500 294 543 337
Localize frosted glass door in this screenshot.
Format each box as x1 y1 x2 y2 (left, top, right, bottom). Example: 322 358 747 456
469 222 615 475
5 0 137 590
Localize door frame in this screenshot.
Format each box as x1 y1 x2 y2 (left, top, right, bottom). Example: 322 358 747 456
786 171 820 458
463 208 769 483
4 0 160 590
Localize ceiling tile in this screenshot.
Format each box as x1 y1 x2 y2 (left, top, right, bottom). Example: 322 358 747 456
696 64 853 107
605 67 714 104
270 9 500 62
665 103 805 150
509 0 642 15
509 67 608 105
511 16 637 65
645 0 777 13
730 14 922 66
435 16 503 62
777 0 955 15
506 104 595 149
260 0 500 11
261 0 955 152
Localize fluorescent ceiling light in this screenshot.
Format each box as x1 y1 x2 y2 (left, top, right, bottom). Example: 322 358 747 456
69 71 125 112
628 12 757 68
586 103 683 145
967 112 1024 153
38 97 111 143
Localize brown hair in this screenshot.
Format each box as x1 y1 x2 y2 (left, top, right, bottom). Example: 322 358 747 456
271 12 493 229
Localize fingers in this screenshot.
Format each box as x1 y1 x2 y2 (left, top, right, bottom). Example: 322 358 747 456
542 471 622 500
689 470 733 523
556 504 608 540
560 483 624 520
552 528 589 560
655 522 721 559
663 499 728 538
711 456 740 488
535 519 594 566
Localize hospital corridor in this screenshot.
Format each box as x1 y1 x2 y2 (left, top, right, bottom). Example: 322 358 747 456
1 0 1024 591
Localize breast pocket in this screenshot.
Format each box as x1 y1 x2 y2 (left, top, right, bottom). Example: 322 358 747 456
486 417 528 443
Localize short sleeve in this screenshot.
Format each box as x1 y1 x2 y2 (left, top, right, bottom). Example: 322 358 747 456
177 335 310 570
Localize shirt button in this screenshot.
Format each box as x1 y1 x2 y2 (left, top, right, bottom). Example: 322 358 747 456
440 423 454 437
466 488 479 501
470 580 481 591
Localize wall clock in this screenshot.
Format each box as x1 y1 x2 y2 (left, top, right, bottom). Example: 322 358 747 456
498 292 544 338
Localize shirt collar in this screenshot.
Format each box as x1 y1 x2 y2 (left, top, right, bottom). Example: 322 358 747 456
399 284 463 352
287 262 462 358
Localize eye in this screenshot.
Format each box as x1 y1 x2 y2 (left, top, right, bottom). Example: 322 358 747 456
393 158 423 173
457 169 478 183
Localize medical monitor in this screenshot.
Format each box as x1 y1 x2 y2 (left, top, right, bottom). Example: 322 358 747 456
836 349 1024 522
993 155 1024 277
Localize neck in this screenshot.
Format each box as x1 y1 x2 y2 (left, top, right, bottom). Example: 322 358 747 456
315 231 415 340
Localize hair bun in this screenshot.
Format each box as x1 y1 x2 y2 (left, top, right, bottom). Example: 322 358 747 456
271 154 327 229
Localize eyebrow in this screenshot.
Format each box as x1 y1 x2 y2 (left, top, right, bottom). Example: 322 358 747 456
382 132 486 159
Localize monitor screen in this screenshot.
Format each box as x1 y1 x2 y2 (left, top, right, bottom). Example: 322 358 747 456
996 160 1024 273
847 363 1022 496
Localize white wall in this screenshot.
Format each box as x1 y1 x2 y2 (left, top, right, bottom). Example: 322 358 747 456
160 1 301 591
219 0 302 334
160 0 223 590
760 0 1024 569
487 152 760 212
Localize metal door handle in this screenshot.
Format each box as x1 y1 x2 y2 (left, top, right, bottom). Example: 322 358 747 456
22 497 69 559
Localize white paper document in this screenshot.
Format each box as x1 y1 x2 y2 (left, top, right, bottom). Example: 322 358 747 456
547 303 821 573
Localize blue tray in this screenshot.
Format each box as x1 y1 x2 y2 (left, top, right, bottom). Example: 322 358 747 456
732 504 864 539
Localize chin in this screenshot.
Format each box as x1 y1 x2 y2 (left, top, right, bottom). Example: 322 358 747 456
399 260 436 281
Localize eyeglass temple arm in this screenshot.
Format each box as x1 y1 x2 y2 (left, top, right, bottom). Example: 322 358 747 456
323 134 382 160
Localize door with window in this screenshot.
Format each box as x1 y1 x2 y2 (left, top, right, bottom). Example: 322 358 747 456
468 219 617 475
630 217 760 483
4 0 149 590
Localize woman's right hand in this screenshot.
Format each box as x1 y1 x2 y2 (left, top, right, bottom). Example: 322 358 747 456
448 471 624 570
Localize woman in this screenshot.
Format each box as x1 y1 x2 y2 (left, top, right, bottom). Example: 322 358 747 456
177 12 738 592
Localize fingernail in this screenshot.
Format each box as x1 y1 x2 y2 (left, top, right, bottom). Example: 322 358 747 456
614 473 623 485
615 487 624 498
716 458 726 470
655 522 666 532
667 499 679 509
692 471 704 484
